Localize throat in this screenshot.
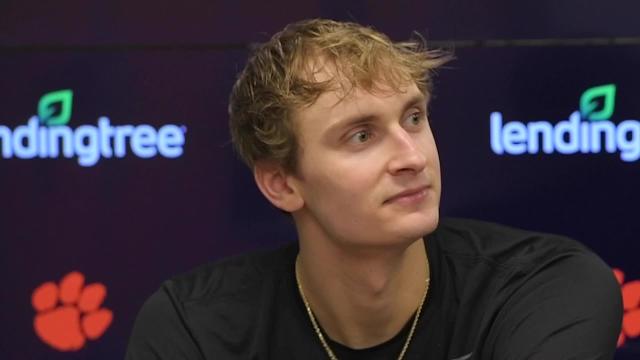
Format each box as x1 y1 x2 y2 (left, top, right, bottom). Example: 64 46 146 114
295 239 429 350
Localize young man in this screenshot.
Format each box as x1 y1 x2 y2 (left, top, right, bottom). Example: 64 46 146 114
126 19 622 359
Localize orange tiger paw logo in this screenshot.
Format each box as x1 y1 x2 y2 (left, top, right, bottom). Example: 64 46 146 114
31 271 113 351
614 268 640 347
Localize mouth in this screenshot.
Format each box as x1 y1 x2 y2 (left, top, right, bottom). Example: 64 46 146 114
383 185 430 205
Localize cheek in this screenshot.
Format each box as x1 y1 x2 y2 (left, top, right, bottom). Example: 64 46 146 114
314 170 373 207
419 130 441 171
307 175 382 244
302 156 381 217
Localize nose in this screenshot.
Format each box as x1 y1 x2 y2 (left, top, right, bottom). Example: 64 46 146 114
386 127 427 175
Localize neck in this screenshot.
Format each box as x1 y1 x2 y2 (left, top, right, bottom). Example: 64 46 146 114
296 237 429 349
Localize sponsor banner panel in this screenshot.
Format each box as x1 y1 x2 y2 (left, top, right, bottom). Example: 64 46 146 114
0 49 281 359
430 45 640 356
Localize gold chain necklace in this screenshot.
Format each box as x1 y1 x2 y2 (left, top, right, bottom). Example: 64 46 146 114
295 257 430 360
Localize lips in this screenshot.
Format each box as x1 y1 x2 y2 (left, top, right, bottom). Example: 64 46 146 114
384 185 429 204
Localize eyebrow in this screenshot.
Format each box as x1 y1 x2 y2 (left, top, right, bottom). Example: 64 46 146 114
322 92 428 141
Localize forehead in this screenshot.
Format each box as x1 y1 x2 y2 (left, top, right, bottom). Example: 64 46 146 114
297 57 423 114
288 56 426 149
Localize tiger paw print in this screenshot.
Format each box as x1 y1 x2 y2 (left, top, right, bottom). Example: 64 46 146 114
613 268 640 347
31 271 113 351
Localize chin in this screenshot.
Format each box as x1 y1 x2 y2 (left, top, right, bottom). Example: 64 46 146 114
344 213 438 250
390 208 440 243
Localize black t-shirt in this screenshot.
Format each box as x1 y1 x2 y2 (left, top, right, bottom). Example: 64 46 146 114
125 218 622 359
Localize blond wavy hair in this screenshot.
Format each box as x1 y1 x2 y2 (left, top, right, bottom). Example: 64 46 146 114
229 18 450 171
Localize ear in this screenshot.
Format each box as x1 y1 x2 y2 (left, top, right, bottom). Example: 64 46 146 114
253 162 304 212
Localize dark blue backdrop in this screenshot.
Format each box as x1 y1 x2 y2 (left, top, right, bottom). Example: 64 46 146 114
1 1 639 358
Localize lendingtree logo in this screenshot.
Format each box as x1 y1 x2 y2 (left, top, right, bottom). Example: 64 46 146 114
490 84 640 162
39 89 74 126
0 89 186 167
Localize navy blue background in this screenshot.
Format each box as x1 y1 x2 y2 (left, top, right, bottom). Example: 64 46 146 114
1 1 638 358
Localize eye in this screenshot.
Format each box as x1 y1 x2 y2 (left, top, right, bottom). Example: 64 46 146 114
349 129 372 144
405 112 424 128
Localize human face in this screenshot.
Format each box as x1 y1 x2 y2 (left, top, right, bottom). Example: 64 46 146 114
289 81 441 250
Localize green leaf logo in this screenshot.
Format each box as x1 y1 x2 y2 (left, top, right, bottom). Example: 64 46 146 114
580 84 616 121
38 89 73 126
